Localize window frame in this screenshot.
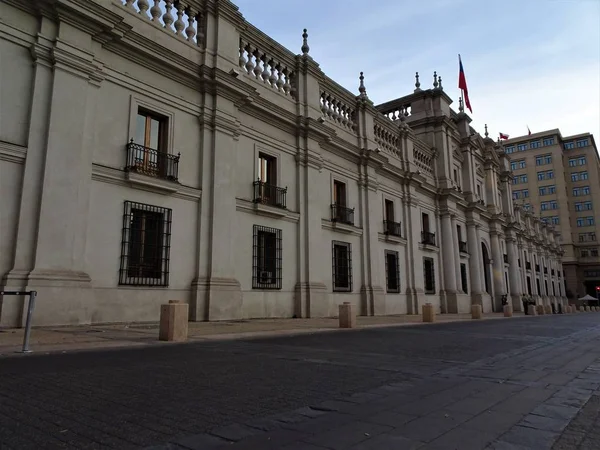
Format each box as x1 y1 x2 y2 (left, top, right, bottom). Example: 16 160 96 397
385 250 401 294
332 241 352 292
128 95 175 154
252 225 283 290
119 201 172 287
423 257 436 294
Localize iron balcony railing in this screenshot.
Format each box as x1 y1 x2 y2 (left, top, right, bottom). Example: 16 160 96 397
331 204 355 226
526 261 532 270
383 220 402 237
253 180 287 209
503 254 508 264
421 231 436 246
125 140 180 181
458 241 468 253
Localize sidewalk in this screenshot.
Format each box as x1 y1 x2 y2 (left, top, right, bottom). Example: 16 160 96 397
0 312 520 356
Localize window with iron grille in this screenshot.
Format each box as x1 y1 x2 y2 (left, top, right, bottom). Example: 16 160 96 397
332 241 352 292
385 250 400 293
461 263 468 293
423 257 435 294
119 201 172 286
252 225 282 289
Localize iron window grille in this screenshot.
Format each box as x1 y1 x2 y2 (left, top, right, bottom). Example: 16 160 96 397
459 241 468 253
125 140 180 181
421 231 436 246
253 180 287 209
119 201 172 286
385 250 400 293
331 204 355 226
332 241 352 292
423 257 435 294
383 220 402 238
460 263 468 293
252 225 282 290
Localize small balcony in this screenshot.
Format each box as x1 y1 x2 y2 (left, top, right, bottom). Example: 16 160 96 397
459 241 468 253
503 254 508 264
421 231 436 246
526 261 532 270
331 204 355 226
383 220 402 238
253 181 287 209
125 140 179 181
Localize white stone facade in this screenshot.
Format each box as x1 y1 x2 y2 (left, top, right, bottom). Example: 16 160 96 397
0 0 566 327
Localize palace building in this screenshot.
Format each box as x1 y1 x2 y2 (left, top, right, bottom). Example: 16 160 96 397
0 0 566 326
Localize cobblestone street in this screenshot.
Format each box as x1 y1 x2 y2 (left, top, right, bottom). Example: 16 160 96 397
1 314 600 449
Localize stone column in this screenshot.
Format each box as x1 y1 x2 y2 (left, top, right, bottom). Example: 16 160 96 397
441 213 458 312
467 222 483 305
506 238 522 311
405 195 423 314
360 167 385 316
451 215 462 292
490 231 505 312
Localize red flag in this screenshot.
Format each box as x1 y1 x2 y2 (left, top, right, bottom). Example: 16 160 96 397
458 55 472 113
499 133 509 140
527 126 531 135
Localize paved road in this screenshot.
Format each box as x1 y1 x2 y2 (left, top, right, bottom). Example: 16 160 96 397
1 314 600 450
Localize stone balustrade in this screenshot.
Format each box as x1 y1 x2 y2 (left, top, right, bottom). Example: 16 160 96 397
413 142 434 176
238 26 296 98
374 116 402 159
318 81 356 131
121 0 205 46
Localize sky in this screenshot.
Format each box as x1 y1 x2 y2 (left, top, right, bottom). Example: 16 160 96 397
232 0 600 144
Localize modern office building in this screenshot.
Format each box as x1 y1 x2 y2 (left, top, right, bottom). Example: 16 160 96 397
505 131 600 300
0 0 565 327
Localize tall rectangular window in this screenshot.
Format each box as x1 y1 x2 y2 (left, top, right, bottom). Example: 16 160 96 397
333 180 347 206
577 139 589 147
119 202 172 286
569 159 577 167
578 156 587 165
517 143 527 151
543 138 555 146
460 263 468 294
422 212 430 233
252 225 282 289
385 199 395 221
332 241 352 292
257 153 277 185
530 141 541 149
423 257 435 294
564 142 574 150
136 109 167 151
385 250 400 293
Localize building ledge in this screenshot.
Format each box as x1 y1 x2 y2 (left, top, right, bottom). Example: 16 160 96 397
419 243 440 253
126 171 179 194
236 198 300 223
322 219 363 236
377 232 407 245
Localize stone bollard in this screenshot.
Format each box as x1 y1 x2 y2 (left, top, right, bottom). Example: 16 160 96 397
503 305 513 318
536 305 545 315
544 305 552 315
580 306 586 312
585 306 590 312
566 305 572 314
422 303 435 323
339 302 356 328
471 304 482 320
159 300 189 342
528 304 537 316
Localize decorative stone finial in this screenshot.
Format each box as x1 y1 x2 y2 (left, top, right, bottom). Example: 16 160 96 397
484 124 489 138
414 72 421 91
438 76 443 90
433 71 438 89
458 96 464 113
301 29 309 55
359 71 367 98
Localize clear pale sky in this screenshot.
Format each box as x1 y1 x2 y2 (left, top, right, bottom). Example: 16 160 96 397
233 0 600 144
